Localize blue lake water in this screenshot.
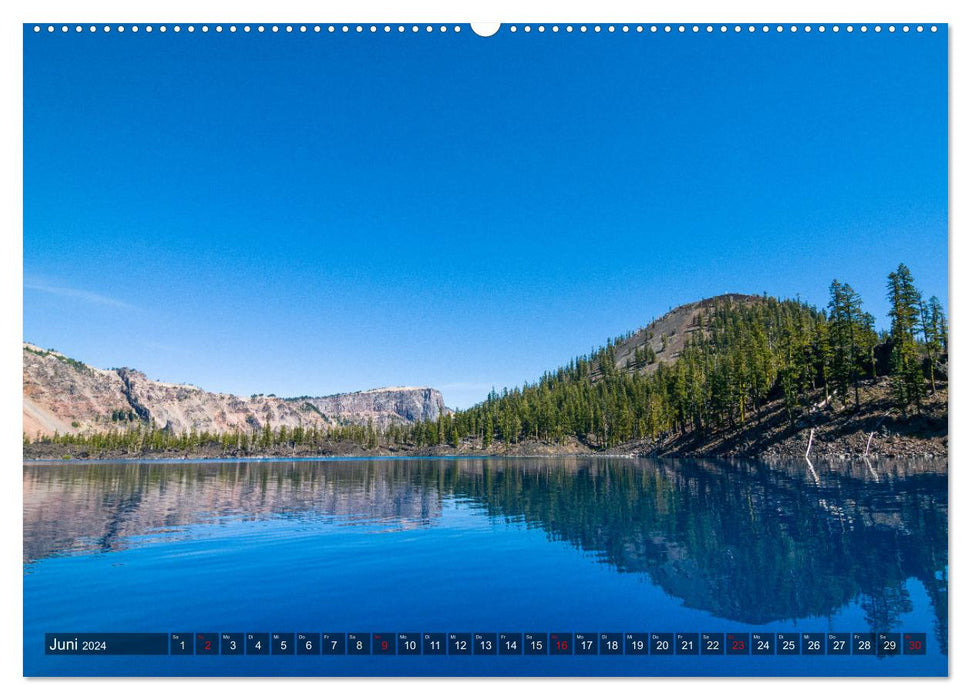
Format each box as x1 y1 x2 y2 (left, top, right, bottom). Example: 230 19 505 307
23 456 947 676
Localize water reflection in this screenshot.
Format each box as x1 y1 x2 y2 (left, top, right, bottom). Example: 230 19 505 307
23 457 946 651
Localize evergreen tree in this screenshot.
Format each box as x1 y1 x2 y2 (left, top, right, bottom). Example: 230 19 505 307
827 280 868 409
921 295 948 394
887 263 925 415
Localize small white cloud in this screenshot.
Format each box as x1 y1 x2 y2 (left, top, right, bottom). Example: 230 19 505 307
24 281 139 310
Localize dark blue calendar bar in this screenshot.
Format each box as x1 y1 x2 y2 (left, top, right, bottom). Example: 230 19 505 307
44 632 928 655
45 633 169 655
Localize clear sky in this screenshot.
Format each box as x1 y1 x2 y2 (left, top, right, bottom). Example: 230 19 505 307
23 24 947 409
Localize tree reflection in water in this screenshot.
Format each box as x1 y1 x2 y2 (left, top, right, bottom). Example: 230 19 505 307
24 457 947 652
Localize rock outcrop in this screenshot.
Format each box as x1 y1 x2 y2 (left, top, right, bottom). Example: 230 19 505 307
22 343 448 438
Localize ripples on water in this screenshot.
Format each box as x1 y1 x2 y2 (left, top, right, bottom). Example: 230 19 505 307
23 456 947 671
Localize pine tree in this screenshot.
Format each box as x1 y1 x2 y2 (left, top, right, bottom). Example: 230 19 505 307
921 295 948 393
827 280 869 410
887 263 925 414
483 413 493 449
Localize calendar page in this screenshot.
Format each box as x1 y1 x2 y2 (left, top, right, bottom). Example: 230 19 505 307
22 19 948 678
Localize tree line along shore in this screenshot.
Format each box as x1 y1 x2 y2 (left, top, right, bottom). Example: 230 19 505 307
25 263 946 462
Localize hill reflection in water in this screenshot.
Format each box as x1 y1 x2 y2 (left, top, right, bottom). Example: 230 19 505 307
23 457 946 651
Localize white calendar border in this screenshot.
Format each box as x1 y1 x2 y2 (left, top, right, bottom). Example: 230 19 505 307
1 0 962 698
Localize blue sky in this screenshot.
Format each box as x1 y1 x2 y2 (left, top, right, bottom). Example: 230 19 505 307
23 24 947 409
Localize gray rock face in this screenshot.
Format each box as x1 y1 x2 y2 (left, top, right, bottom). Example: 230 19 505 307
304 387 447 425
22 343 448 437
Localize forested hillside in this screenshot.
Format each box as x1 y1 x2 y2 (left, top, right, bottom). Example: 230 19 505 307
26 264 946 459
405 263 946 454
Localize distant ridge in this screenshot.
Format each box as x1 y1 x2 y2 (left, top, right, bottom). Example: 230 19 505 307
22 342 448 438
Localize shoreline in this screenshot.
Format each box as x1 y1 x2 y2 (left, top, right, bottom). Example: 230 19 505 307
24 381 948 464
23 434 947 464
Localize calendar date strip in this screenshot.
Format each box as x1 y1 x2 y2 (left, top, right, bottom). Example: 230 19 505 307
45 631 927 656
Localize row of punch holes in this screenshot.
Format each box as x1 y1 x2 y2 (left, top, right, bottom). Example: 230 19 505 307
33 24 939 35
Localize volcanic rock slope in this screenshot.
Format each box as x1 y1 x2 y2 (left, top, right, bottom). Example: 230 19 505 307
605 293 761 376
22 343 448 438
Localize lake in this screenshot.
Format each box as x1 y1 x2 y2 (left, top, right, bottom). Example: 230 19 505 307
23 456 947 676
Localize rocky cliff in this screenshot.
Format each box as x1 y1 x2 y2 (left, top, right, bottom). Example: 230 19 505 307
22 343 448 438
